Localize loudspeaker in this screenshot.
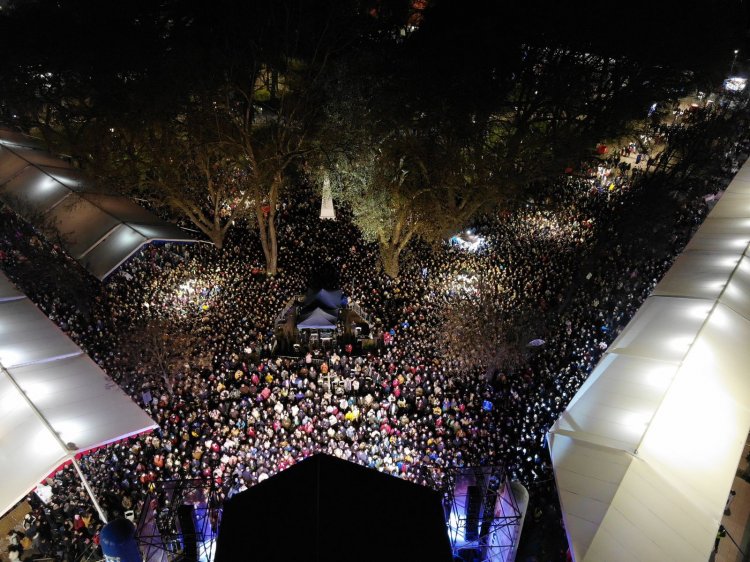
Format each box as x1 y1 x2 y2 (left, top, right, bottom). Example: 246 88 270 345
479 490 497 539
177 504 198 561
465 485 481 541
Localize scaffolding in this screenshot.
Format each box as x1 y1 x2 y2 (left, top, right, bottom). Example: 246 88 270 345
135 478 223 562
444 465 522 562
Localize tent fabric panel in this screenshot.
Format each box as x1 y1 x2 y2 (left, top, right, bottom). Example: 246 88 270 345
588 460 715 562
607 296 712 363
719 254 750 319
684 217 750 253
8 354 157 452
125 222 201 241
732 165 750 182
0 129 47 150
549 435 634 560
0 298 82 368
710 191 750 219
562 353 678 414
0 272 24 302
297 321 336 329
3 145 73 169
80 225 148 280
81 193 167 224
652 250 741 300
0 275 157 517
302 288 343 310
0 371 69 518
637 304 750 519
298 306 338 323
297 308 338 328
555 390 661 452
561 514 600 562
37 166 88 191
727 177 750 194
0 166 71 216
0 130 201 279
44 194 121 258
297 319 336 330
0 148 30 184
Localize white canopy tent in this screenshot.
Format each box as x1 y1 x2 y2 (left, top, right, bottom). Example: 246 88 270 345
0 129 203 280
0 271 156 518
549 158 750 561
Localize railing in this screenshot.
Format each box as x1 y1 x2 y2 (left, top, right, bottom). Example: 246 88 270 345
275 296 297 325
348 301 371 324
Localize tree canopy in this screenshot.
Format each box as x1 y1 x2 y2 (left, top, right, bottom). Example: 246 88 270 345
0 0 746 274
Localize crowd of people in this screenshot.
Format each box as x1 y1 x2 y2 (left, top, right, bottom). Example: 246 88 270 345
1 101 748 561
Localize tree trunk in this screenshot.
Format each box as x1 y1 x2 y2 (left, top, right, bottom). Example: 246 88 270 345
267 210 278 274
210 229 225 249
380 242 400 279
256 206 278 274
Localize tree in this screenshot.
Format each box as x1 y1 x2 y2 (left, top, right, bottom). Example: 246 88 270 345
209 0 382 273
215 67 313 273
0 0 169 155
315 0 732 279
322 130 498 278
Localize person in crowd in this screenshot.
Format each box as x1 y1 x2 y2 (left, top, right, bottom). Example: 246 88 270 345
0 100 747 558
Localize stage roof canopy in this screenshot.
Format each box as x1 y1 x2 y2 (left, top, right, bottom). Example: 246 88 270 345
549 158 750 561
302 288 343 311
0 271 156 517
296 307 337 330
216 454 452 562
0 129 202 280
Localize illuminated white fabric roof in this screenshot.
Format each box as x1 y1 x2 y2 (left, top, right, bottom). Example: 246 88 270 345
0 271 156 517
0 129 202 280
549 157 750 562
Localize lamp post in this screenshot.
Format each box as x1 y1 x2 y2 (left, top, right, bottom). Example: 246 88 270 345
731 49 740 75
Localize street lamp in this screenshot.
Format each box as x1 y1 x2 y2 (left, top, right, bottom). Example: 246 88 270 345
731 49 740 75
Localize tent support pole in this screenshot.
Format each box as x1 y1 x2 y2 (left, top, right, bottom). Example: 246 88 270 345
71 456 108 524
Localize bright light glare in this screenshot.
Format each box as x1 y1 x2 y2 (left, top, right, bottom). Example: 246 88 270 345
179 279 196 293
20 381 52 401
668 336 694 353
0 385 24 413
447 508 466 544
54 420 83 445
446 273 478 294
31 427 61 455
450 230 485 252
724 77 747 92
640 339 735 472
687 304 713 320
0 347 23 368
622 411 651 430
644 366 676 389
